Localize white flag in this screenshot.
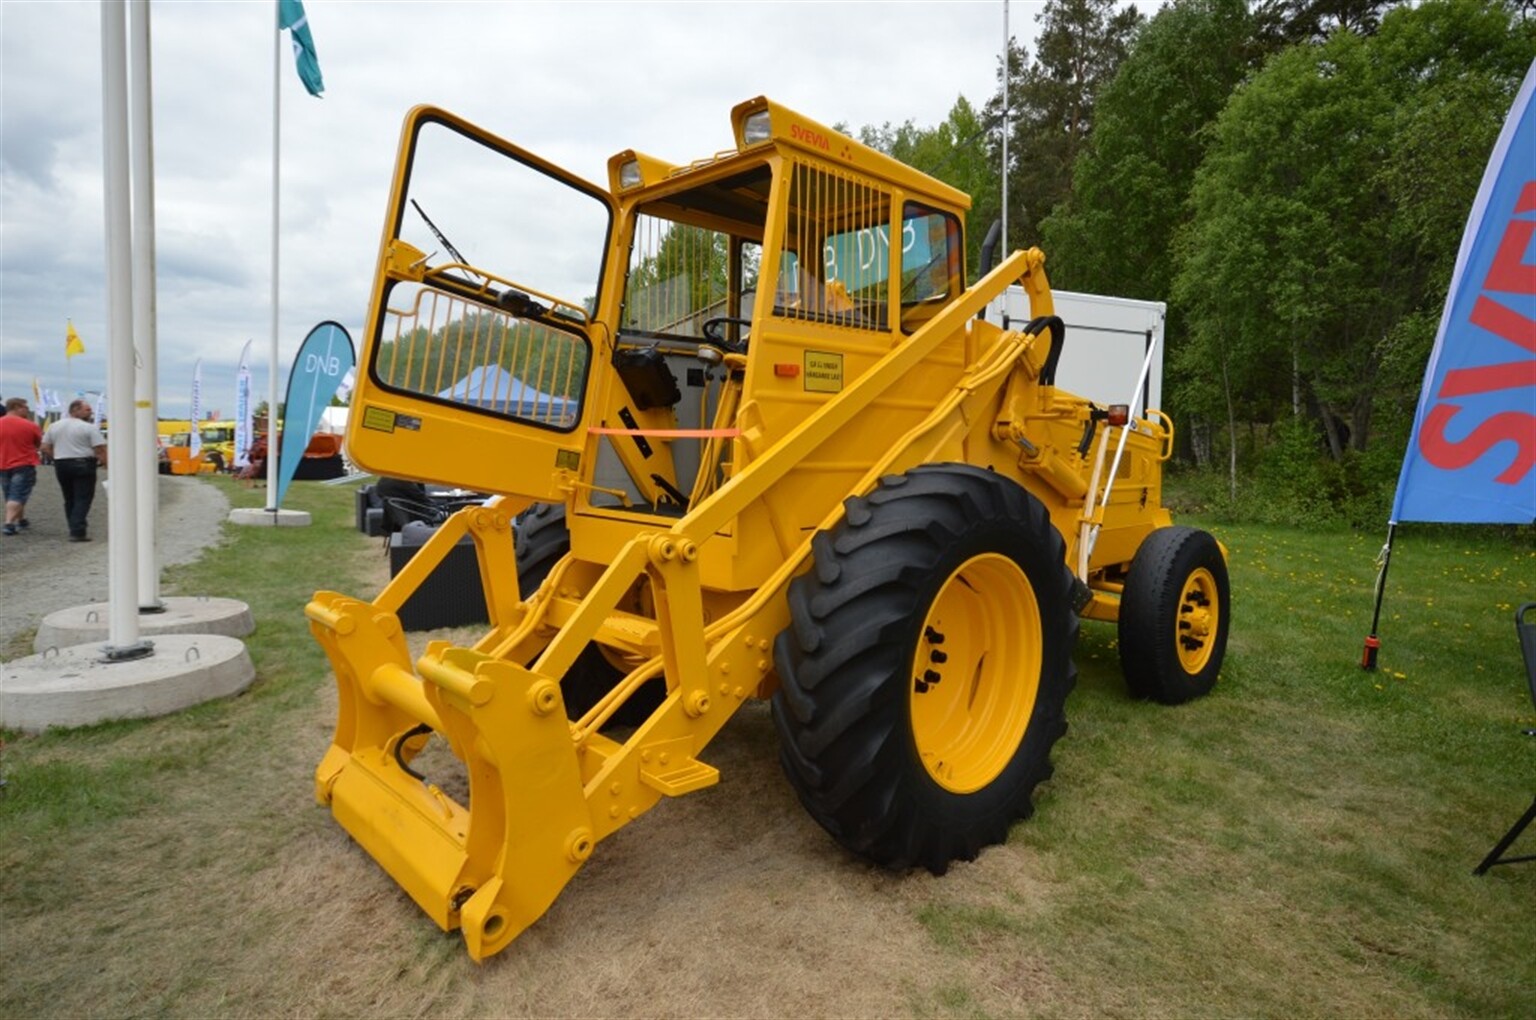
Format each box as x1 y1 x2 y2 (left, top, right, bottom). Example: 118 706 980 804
234 340 254 468
189 360 203 457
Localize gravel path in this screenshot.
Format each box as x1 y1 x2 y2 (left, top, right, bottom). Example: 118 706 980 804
0 473 228 654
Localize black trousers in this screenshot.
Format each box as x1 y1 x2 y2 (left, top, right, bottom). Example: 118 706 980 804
54 458 97 538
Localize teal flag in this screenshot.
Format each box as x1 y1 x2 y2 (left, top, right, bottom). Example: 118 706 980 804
278 0 324 97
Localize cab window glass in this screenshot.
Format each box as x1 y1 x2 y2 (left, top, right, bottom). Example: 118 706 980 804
899 202 963 334
369 116 612 432
771 161 891 331
620 165 771 345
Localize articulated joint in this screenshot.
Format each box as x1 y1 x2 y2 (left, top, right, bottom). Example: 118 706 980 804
648 534 699 565
993 420 1038 458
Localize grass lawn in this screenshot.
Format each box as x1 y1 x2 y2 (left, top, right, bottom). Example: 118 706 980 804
1 476 1532 1017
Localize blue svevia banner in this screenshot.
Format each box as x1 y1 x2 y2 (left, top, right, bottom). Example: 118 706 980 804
1391 59 1536 525
276 321 354 507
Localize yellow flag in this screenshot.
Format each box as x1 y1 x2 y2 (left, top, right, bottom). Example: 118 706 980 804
65 320 85 359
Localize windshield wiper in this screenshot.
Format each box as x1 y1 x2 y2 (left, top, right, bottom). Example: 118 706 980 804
411 199 470 268
411 198 553 321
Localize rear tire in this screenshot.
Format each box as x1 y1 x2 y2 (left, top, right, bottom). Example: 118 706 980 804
772 464 1078 873
513 502 662 725
1117 526 1230 705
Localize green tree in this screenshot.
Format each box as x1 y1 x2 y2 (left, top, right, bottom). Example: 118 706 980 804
856 96 1002 279
1174 0 1533 487
986 0 1144 248
1040 0 1261 301
1251 0 1395 47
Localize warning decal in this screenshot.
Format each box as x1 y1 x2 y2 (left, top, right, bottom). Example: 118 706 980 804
361 406 397 433
804 351 843 393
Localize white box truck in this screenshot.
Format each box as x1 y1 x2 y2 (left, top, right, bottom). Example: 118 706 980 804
984 288 1166 419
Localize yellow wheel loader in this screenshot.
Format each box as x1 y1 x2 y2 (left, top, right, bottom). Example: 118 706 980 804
309 98 1231 961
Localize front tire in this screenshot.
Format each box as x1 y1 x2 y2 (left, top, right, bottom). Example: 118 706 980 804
772 464 1078 873
513 502 572 599
1117 526 1230 705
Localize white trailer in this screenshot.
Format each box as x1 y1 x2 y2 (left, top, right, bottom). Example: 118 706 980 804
984 288 1166 418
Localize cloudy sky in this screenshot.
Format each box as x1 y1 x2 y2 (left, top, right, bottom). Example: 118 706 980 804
0 0 1056 418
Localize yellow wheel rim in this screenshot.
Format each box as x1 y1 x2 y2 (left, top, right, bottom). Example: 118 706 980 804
910 553 1041 794
1176 567 1219 674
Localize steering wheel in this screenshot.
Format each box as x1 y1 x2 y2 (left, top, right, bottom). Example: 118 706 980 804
701 316 752 354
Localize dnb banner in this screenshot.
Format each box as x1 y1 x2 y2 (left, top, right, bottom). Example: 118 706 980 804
276 321 355 507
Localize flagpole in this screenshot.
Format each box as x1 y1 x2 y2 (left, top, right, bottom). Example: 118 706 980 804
266 0 281 511
129 0 162 612
1362 522 1397 671
1001 0 1010 257
100 0 148 660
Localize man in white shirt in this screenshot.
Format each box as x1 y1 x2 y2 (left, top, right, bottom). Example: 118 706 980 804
41 399 107 542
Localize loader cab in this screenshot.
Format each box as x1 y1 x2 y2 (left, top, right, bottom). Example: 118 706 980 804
584 100 969 538
345 99 970 571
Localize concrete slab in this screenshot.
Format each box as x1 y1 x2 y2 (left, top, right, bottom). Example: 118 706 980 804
229 507 312 527
1 634 255 733
33 597 255 653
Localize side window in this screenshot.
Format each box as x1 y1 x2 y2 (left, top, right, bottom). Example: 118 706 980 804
622 217 734 339
619 222 762 353
899 203 963 334
772 162 891 331
619 167 771 344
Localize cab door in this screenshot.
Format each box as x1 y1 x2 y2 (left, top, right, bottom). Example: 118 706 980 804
347 106 617 501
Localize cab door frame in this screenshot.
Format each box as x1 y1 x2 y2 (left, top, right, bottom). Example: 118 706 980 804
347 105 619 502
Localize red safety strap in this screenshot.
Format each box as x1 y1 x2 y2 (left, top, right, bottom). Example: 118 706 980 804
589 426 741 439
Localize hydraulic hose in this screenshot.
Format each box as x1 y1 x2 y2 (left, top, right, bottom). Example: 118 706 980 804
976 218 1004 321
1020 315 1066 386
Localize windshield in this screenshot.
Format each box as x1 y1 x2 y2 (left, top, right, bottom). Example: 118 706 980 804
367 115 613 432
400 118 611 314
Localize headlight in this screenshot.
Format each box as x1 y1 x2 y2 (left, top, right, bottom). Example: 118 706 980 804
618 160 643 190
742 110 771 146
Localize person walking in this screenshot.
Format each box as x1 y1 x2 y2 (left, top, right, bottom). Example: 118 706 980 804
41 399 107 542
0 396 43 536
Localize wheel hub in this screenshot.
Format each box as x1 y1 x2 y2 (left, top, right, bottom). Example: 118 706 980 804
910 553 1041 794
1176 567 1219 673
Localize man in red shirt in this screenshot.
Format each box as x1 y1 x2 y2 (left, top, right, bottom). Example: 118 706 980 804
0 396 43 536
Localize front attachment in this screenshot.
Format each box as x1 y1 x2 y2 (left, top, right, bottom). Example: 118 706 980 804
309 593 593 960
